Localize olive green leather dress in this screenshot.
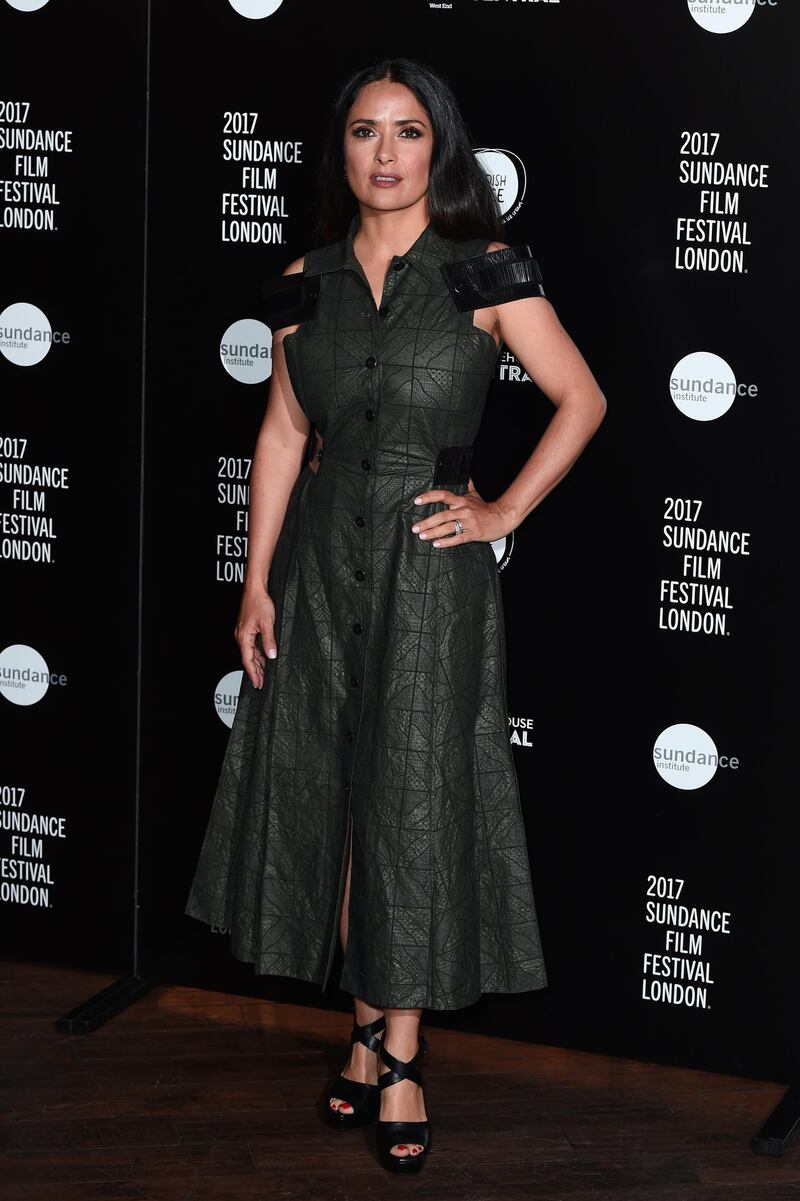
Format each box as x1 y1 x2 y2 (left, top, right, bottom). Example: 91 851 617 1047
185 215 548 1010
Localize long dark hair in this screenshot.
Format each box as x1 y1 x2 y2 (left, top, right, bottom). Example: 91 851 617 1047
315 58 503 246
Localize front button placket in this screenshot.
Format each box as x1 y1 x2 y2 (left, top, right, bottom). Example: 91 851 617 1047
321 251 405 989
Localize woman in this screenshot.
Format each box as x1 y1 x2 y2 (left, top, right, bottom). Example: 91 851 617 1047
186 57 606 1174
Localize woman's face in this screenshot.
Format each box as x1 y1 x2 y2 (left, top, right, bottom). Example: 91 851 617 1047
343 80 433 216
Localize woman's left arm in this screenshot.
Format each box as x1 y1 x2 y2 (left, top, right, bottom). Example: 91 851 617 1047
411 289 607 548
487 291 607 533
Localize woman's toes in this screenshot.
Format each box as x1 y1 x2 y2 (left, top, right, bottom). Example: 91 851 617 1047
390 1142 422 1157
329 1097 353 1113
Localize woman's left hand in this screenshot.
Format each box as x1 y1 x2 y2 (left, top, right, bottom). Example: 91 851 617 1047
410 476 512 548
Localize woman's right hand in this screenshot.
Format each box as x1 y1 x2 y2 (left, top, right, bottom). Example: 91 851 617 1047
235 588 277 690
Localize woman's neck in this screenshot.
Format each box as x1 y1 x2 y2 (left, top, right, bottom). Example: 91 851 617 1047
352 201 430 260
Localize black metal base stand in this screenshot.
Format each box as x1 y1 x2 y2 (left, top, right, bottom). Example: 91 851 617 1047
55 975 157 1035
753 1086 800 1156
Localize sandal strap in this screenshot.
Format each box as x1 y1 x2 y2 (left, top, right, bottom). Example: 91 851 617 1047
329 1073 378 1106
376 1117 431 1159
350 1013 386 1053
377 1119 430 1142
378 1034 427 1089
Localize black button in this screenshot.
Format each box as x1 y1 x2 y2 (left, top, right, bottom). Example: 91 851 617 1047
354 515 365 527
354 569 365 581
352 623 362 634
393 260 406 271
346 730 354 742
350 675 359 687
361 459 370 470
379 305 390 319
365 355 377 369
364 408 374 420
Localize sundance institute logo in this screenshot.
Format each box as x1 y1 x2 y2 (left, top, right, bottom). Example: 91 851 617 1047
653 722 739 791
220 318 272 385
4 0 50 10
214 670 243 727
474 149 526 222
227 0 284 17
688 0 774 35
0 644 66 706
0 302 70 366
669 351 758 422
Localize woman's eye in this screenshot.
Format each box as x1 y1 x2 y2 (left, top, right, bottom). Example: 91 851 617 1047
350 126 423 139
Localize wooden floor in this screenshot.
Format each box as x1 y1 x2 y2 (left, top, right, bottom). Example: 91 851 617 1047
2 960 799 1200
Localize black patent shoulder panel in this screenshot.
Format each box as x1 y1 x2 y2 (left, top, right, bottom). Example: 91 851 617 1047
259 271 321 332
441 244 545 311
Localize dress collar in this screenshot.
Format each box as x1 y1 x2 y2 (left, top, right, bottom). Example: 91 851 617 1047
310 212 454 284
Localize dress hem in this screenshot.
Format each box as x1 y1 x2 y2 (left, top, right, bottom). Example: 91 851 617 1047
186 906 548 1012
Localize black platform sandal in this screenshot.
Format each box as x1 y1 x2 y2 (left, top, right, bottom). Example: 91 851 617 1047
324 1014 386 1129
376 1034 432 1173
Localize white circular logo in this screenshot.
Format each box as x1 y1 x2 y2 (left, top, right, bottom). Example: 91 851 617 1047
228 0 284 17
653 723 720 790
4 0 50 10
0 644 51 706
220 318 273 384
474 148 526 222
490 531 514 572
0 302 54 366
670 351 737 422
688 0 755 34
490 536 504 564
214 670 243 727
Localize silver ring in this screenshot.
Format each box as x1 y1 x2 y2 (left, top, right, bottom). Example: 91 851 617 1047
453 518 464 535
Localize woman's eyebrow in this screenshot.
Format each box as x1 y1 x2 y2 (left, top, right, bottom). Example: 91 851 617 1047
347 117 427 126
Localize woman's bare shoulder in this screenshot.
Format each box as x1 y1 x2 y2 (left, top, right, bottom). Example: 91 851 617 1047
282 255 305 276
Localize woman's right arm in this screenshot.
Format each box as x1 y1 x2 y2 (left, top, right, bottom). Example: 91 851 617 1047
235 256 307 690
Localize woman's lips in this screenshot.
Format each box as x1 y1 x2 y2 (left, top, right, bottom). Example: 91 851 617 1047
369 174 402 188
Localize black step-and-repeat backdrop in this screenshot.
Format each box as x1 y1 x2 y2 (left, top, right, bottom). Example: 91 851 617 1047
0 2 147 974
3 0 799 1085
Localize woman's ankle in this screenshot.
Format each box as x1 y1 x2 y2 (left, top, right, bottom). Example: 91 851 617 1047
381 1031 422 1061
353 997 385 1027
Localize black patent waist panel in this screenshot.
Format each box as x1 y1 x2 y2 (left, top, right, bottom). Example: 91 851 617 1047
432 445 474 486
